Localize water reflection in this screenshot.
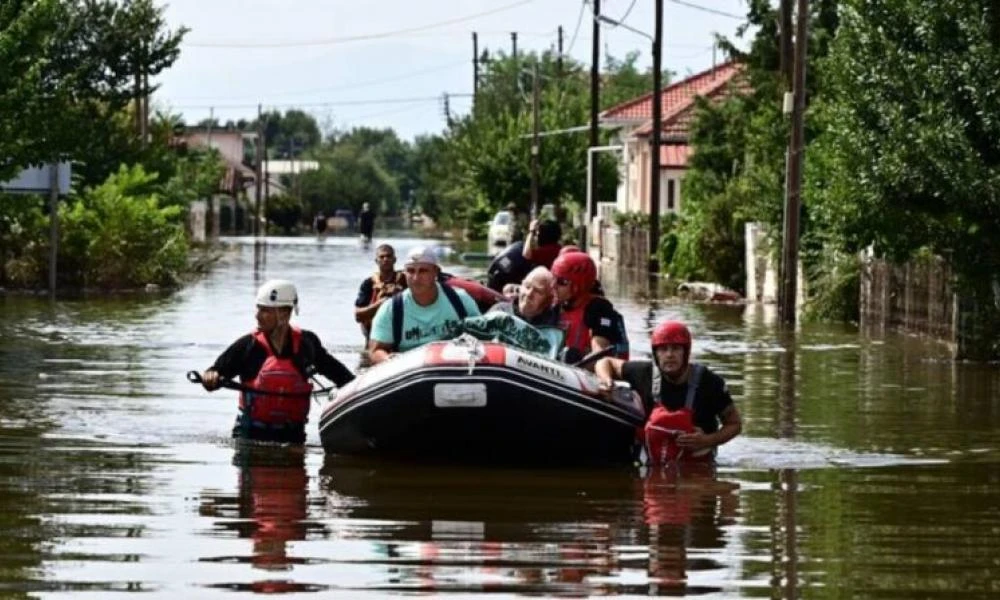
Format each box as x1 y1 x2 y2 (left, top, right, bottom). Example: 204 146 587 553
320 458 741 595
199 445 318 594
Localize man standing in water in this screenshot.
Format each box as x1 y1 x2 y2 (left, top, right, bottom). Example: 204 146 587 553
594 320 742 463
198 279 355 444
354 244 407 342
358 202 375 243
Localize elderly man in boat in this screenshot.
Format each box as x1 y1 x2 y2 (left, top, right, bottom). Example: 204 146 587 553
366 246 481 364
487 266 561 328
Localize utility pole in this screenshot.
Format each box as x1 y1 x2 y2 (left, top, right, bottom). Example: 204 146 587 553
779 0 794 89
779 0 809 325
649 0 663 274
557 25 564 76
531 63 541 218
442 92 452 126
48 162 59 294
511 31 518 59
588 0 601 231
472 32 480 105
255 103 263 238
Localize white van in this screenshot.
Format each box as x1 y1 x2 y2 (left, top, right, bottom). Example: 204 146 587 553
487 210 515 255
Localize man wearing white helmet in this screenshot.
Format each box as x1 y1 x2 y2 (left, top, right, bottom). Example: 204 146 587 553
367 246 481 364
198 279 355 443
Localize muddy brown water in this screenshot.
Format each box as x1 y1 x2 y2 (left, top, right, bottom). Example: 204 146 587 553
1 235 998 598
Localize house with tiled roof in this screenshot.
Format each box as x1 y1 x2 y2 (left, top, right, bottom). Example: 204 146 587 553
599 61 745 221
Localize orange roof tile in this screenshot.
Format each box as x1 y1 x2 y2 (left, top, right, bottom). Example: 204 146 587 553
600 61 745 129
660 144 691 168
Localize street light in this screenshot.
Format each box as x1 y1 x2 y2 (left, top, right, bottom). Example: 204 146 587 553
598 3 663 275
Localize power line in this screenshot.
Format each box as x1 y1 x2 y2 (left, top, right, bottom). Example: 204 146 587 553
617 0 639 24
185 0 536 48
169 61 468 101
565 0 588 56
668 0 744 20
168 96 444 111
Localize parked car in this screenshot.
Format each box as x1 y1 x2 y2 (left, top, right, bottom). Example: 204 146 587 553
487 210 515 255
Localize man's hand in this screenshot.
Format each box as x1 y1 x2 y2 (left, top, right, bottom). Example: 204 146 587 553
200 369 220 391
596 378 614 400
677 427 713 451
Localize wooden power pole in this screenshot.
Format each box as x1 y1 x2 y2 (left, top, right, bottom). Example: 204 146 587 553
779 0 809 325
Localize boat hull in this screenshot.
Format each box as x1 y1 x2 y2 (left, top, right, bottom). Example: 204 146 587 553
318 340 644 466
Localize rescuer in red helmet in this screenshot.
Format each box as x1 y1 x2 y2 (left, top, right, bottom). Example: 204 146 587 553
550 251 629 366
594 320 742 464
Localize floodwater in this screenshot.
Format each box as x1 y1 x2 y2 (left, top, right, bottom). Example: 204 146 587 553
1 235 998 599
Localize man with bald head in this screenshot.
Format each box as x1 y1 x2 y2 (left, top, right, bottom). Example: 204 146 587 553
488 266 561 327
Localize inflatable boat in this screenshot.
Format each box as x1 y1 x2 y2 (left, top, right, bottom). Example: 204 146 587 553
318 335 645 465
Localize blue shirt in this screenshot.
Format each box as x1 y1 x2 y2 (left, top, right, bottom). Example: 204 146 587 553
370 283 481 352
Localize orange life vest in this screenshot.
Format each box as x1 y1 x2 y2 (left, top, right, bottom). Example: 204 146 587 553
643 363 713 464
368 270 406 305
239 328 313 426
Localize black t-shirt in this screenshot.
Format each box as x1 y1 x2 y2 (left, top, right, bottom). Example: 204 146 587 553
359 210 375 236
210 330 355 387
621 361 733 434
582 296 629 349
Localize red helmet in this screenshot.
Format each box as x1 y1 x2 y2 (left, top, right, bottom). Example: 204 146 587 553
650 321 692 354
551 251 596 294
558 245 581 256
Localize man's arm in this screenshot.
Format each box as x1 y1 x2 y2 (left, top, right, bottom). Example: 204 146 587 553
307 333 356 386
593 356 626 398
522 219 540 260
367 340 395 364
710 404 743 446
355 296 388 323
201 335 254 390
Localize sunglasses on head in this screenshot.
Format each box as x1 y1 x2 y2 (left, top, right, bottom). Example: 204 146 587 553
405 266 433 275
555 277 571 286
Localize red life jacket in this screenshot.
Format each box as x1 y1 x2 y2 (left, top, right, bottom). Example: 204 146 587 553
239 328 313 426
643 363 713 464
558 296 593 357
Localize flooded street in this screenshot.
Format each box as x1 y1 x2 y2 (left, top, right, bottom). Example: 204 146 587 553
1 235 999 598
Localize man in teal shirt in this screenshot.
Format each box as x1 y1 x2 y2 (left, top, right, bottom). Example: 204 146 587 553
367 246 481 364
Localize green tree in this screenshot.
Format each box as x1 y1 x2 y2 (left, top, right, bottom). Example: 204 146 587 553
299 144 398 219
808 0 1000 342
0 0 186 181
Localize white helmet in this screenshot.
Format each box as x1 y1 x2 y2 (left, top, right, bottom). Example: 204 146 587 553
255 279 299 314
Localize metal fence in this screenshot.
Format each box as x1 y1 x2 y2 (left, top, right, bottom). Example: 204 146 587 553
860 255 955 340
600 224 649 272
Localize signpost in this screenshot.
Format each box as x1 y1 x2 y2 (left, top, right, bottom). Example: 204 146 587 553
1 162 72 293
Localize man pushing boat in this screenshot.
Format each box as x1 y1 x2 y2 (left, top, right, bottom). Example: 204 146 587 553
194 279 355 444
594 320 742 464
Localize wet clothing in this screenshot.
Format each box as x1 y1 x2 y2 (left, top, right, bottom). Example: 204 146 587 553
558 296 629 362
355 271 407 336
313 214 327 234
369 283 481 352
210 329 355 443
355 271 407 308
488 300 561 328
620 360 733 436
358 208 375 239
485 241 563 292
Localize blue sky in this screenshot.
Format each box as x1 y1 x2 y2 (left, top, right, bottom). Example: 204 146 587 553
154 0 750 141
